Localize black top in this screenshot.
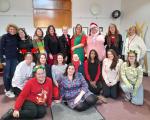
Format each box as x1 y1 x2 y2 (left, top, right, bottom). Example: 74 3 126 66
45 64 52 78
88 62 99 81
59 34 71 63
0 33 19 61
18 37 33 52
18 37 33 61
44 35 60 55
104 34 123 56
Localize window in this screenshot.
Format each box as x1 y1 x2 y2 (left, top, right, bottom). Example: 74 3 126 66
33 0 72 28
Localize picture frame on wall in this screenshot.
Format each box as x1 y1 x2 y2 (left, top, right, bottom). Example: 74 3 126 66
73 26 103 35
73 27 89 35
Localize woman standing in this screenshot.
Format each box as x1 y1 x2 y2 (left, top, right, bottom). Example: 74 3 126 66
71 24 86 63
33 27 46 54
59 26 71 64
18 28 33 62
57 64 97 111
102 49 123 99
86 23 105 62
123 26 146 62
105 23 123 56
0 24 19 98
33 27 46 62
120 50 143 105
44 25 60 65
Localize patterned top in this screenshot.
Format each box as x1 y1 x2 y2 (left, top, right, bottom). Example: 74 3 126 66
32 36 46 54
57 73 92 108
120 62 143 88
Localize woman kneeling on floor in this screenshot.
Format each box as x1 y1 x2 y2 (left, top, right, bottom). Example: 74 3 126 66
57 63 97 111
120 50 144 105
1 65 53 120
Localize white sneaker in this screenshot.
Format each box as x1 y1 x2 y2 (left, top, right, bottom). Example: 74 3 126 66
5 91 15 98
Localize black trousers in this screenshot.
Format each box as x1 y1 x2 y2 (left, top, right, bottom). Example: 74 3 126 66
74 94 97 112
11 100 47 119
103 82 118 99
87 80 103 95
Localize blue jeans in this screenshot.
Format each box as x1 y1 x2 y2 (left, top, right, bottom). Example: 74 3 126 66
3 58 18 91
120 83 144 105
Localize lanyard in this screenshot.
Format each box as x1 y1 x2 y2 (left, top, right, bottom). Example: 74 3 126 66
128 35 136 49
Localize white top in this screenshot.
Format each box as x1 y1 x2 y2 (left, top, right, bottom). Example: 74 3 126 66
102 58 123 86
123 35 146 61
12 61 35 90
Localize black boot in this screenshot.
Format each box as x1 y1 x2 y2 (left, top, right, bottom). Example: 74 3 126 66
1 109 13 120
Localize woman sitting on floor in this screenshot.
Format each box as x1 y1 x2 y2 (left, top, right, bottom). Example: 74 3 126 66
12 52 35 96
1 65 53 120
120 50 144 105
102 49 123 99
57 63 97 111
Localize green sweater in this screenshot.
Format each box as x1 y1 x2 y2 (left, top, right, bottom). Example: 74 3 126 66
120 62 143 89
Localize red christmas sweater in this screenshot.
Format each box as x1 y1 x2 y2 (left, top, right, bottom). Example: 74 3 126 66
14 77 53 110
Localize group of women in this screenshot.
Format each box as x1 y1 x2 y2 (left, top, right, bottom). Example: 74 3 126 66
0 22 147 119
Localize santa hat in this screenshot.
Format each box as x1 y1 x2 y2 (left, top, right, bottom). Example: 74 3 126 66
90 22 98 29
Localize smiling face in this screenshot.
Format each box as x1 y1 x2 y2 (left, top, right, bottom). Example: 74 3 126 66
25 54 33 65
8 26 17 35
75 25 82 35
128 26 136 36
72 54 79 62
90 50 96 60
39 54 47 65
107 51 114 60
91 27 98 35
49 26 55 35
18 29 25 39
36 29 43 37
67 65 75 76
57 54 64 64
62 26 68 35
128 52 136 64
109 24 116 34
35 68 46 84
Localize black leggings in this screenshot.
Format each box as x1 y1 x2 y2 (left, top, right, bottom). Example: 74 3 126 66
11 100 46 119
74 94 97 112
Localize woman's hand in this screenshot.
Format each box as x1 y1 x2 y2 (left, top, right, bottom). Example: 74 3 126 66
71 46 76 51
90 81 97 88
107 82 112 87
49 54 53 59
13 110 19 118
74 90 85 104
74 95 82 104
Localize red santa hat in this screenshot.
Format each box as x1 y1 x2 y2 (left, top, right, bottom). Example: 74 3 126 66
90 22 98 29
